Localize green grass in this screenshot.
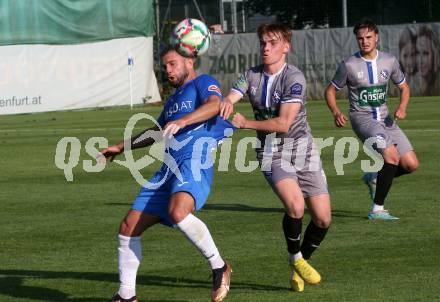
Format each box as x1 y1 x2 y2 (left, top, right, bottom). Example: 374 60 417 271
1 97 439 301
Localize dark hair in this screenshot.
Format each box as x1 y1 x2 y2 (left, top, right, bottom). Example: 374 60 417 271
160 44 178 58
257 23 292 44
353 18 379 35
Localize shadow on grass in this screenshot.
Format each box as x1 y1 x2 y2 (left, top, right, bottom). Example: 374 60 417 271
105 202 284 214
105 203 366 220
204 205 366 220
105 202 284 213
0 269 285 301
331 209 367 219
204 203 283 213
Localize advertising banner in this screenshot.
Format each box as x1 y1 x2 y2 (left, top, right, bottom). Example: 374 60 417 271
0 37 161 115
197 23 440 99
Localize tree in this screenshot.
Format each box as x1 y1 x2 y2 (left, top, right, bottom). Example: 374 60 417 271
246 0 341 29
246 0 440 29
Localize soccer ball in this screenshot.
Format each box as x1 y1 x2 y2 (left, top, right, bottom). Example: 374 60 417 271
171 18 211 58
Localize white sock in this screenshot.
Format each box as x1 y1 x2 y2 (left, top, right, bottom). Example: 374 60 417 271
289 251 303 263
176 213 225 269
118 234 141 299
371 203 384 212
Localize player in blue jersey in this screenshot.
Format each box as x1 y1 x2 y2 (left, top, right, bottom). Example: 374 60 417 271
100 46 234 302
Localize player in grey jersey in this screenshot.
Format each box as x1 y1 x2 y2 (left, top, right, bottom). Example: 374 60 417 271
325 19 419 220
220 23 331 292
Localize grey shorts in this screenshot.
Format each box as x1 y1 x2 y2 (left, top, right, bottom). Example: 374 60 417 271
350 114 413 156
259 155 329 199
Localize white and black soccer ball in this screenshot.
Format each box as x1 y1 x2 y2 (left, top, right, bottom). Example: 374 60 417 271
171 18 211 58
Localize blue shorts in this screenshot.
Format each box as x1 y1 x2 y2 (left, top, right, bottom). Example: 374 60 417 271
131 157 214 227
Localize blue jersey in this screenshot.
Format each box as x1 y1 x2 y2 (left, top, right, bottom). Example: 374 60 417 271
157 74 235 158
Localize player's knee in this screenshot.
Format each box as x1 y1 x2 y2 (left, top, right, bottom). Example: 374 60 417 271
383 147 400 165
406 158 419 172
314 216 332 229
285 206 304 219
119 220 134 236
384 153 400 165
169 209 188 224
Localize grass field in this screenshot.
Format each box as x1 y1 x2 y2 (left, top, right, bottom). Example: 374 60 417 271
1 97 439 302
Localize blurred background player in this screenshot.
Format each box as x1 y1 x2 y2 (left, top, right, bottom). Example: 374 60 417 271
325 18 419 220
100 46 233 302
220 23 331 292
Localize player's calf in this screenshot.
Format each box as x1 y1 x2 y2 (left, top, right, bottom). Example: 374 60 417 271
300 221 329 260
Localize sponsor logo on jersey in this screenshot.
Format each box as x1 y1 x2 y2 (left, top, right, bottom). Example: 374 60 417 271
272 90 282 103
357 71 364 79
357 85 387 107
165 100 193 118
208 85 222 95
291 83 302 95
380 70 389 80
250 86 257 95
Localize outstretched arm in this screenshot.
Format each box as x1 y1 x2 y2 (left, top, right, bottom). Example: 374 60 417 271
394 82 410 120
232 102 301 133
325 84 347 127
220 90 243 119
162 95 221 138
100 125 161 161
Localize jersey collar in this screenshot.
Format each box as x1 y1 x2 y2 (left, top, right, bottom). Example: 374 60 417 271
263 63 286 77
359 49 379 62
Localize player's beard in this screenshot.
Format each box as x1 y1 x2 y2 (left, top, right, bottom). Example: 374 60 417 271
170 69 189 88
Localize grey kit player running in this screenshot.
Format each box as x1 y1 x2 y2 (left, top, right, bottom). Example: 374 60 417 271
325 18 419 220
221 23 331 292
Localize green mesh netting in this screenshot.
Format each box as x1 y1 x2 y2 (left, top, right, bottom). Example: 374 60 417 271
0 0 155 45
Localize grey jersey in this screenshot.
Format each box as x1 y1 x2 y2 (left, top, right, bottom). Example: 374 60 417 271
331 51 405 121
231 64 312 153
